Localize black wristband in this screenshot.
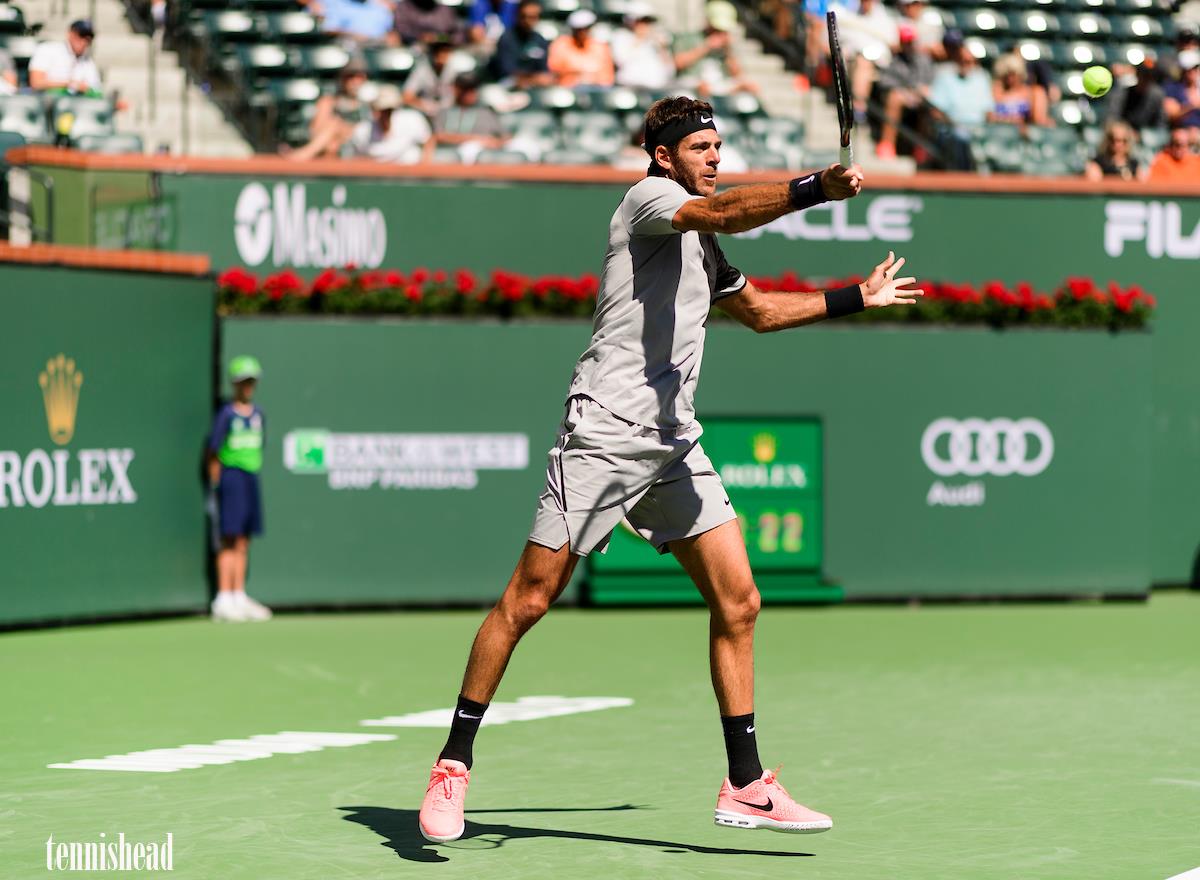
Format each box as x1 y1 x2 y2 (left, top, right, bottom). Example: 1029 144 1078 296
788 173 828 211
825 284 864 319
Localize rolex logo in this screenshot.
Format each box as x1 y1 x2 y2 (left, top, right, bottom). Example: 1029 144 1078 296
38 354 83 445
752 432 776 464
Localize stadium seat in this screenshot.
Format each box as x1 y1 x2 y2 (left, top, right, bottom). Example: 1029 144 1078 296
51 96 116 141
1015 39 1053 64
527 86 582 111
710 92 765 119
964 37 1001 63
1019 10 1061 35
365 47 416 82
1068 13 1113 39
0 129 25 163
543 147 602 164
244 0 303 10
299 45 353 79
236 44 294 79
1115 16 1164 41
1053 42 1109 68
476 148 530 164
73 133 144 154
201 10 261 45
962 8 1011 36
263 12 328 44
0 94 49 142
1141 127 1169 152
1116 43 1157 67
0 4 25 34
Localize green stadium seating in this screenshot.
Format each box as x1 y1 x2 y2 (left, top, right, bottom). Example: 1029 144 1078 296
263 12 328 44
201 10 261 45
0 94 49 142
479 147 539 163
365 47 416 83
542 146 603 164
73 133 144 154
51 96 116 141
0 4 25 34
235 44 294 80
299 44 353 78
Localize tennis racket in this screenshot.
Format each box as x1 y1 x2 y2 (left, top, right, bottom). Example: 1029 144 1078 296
826 10 854 168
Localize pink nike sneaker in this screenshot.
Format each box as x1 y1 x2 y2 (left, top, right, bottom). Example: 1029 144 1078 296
714 767 833 833
418 759 470 843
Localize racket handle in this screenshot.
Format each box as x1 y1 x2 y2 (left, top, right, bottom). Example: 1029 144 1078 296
840 143 853 168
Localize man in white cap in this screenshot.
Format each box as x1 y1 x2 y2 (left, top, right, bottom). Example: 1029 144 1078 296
674 1 760 96
611 2 675 91
548 9 614 88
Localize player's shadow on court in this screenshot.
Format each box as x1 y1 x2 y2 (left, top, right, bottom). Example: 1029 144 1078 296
338 806 814 863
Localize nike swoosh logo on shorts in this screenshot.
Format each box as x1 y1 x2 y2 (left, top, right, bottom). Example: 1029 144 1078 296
458 710 482 720
734 796 773 811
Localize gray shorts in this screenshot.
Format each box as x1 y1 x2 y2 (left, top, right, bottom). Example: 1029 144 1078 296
528 396 737 556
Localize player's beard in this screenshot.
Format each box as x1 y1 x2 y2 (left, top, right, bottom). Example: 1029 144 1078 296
670 157 715 197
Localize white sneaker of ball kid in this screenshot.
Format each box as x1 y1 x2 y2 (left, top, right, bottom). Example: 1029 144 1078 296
236 592 273 622
211 592 248 622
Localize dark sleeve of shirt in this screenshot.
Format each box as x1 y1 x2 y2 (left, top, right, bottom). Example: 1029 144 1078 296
701 234 747 301
491 29 519 78
208 405 233 452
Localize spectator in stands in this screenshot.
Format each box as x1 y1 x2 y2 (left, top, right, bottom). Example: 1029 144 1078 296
674 1 760 97
1084 121 1147 182
489 0 552 88
395 0 465 46
896 0 943 61
429 72 508 161
802 0 829 77
875 24 934 160
928 34 992 170
990 53 1048 128
369 84 432 162
548 10 614 89
1108 61 1167 132
320 0 399 44
1149 123 1200 182
29 20 102 96
286 59 373 159
0 48 16 95
468 0 518 50
830 0 898 122
1164 50 1200 137
611 3 675 92
404 38 458 116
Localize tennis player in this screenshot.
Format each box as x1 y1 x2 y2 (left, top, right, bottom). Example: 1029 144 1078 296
419 96 921 842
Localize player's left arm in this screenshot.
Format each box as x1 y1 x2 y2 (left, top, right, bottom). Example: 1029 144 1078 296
718 251 922 333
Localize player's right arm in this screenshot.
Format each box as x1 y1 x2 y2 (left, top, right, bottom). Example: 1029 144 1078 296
671 164 863 235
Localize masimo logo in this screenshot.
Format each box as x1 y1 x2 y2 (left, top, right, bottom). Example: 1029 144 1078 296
920 417 1053 508
234 182 388 269
1105 200 1200 259
738 195 923 243
0 355 136 509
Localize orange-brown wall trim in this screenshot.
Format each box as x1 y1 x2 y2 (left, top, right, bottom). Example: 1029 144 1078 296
0 241 211 276
7 146 1200 197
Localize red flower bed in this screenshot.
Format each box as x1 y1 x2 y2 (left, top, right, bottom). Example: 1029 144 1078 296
216 267 1154 330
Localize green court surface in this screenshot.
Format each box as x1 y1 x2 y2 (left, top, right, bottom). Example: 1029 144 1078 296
3 593 1199 880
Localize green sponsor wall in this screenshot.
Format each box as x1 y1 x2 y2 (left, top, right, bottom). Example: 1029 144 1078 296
19 162 1196 583
0 263 213 625
225 318 1151 603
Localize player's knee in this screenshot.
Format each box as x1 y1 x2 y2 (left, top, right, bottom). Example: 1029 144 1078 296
501 577 556 634
717 583 761 632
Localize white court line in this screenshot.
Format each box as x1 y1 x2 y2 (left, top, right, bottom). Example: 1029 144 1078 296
1153 778 1200 788
1165 867 1200 880
361 695 633 727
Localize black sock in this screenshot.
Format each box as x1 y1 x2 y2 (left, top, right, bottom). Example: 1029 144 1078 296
721 713 764 789
439 695 488 769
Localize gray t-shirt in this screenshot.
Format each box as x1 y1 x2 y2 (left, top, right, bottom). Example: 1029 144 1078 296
568 176 746 430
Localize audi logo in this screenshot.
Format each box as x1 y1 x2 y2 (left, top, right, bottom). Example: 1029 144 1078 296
921 418 1054 478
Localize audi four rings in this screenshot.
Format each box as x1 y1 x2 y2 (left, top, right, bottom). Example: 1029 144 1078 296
921 418 1054 478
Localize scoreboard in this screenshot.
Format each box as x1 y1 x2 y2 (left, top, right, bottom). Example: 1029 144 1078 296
587 417 841 605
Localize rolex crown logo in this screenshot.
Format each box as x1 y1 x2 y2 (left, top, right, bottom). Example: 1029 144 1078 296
39 353 83 445
752 432 776 464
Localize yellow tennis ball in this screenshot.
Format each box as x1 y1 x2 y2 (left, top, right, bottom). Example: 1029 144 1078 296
1083 66 1112 98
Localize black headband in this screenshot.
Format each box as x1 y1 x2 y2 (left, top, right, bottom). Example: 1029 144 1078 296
644 113 719 156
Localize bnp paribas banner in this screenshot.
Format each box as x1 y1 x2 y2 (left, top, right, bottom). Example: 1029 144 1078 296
0 265 213 625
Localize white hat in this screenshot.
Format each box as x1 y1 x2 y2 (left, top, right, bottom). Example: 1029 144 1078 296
706 0 738 31
567 9 597 29
625 1 656 22
1179 48 1200 71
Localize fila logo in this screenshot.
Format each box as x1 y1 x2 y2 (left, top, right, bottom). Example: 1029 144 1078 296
1105 200 1200 259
